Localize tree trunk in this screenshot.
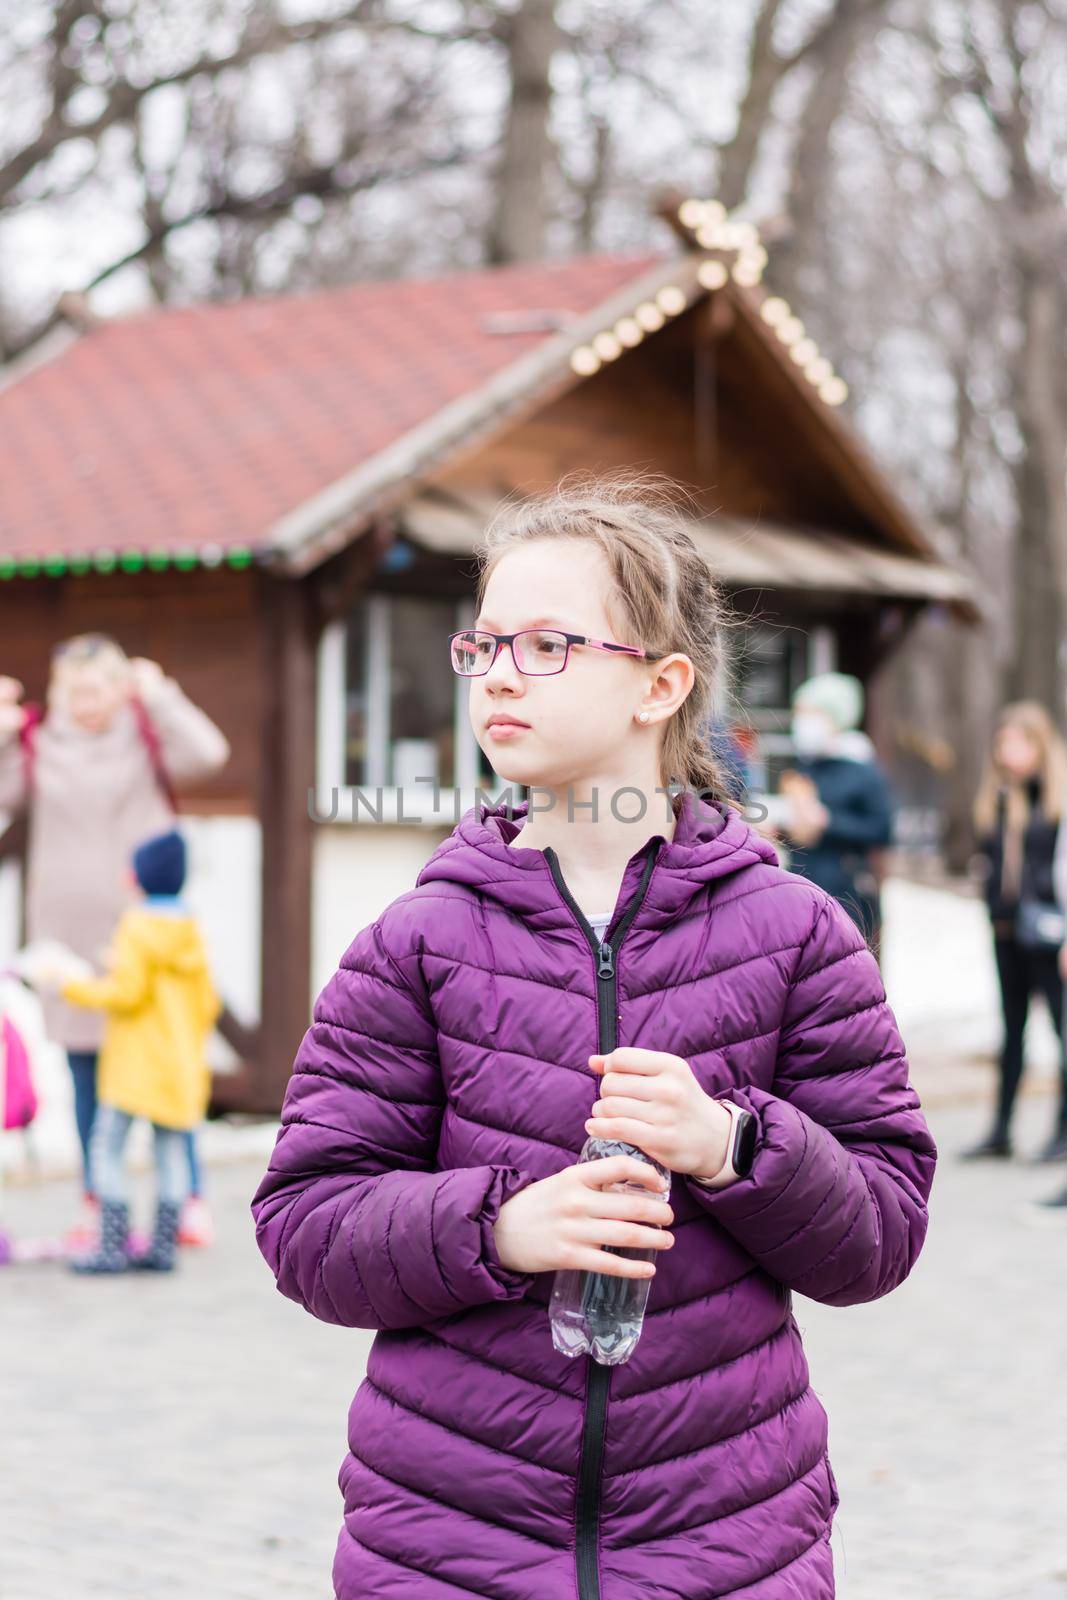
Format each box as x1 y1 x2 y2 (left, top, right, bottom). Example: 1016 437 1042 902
487 0 563 264
1007 262 1067 712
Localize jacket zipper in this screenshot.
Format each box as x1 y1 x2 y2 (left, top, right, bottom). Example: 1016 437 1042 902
542 839 663 1600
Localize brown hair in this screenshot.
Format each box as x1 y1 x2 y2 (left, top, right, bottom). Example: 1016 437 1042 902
973 700 1067 898
473 474 736 801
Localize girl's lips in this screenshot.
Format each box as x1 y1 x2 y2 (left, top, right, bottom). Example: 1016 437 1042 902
487 720 530 739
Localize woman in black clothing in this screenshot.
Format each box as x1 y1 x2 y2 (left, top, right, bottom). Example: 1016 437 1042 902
964 702 1067 1162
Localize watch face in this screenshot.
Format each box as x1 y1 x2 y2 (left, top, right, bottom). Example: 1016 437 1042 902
734 1111 758 1176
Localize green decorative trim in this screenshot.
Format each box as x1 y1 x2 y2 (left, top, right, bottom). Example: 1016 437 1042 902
0 544 260 578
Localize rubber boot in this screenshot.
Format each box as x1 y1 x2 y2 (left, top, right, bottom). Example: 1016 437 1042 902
70 1199 131 1274
132 1200 181 1272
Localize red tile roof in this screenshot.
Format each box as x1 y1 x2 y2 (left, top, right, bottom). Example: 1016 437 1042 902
0 253 661 566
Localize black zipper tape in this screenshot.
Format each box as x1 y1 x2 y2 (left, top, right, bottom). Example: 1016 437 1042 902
543 839 662 1600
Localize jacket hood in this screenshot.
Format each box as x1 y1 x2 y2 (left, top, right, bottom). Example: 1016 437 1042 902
417 789 779 931
130 909 209 975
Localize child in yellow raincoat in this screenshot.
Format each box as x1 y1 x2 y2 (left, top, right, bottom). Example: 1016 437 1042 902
60 829 220 1274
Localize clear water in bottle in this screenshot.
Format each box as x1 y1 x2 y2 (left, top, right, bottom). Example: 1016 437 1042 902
549 1136 671 1366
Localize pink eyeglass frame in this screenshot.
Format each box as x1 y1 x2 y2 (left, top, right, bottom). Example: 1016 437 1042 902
448 628 649 676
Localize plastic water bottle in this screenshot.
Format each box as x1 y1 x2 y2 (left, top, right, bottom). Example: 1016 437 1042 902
549 1136 671 1366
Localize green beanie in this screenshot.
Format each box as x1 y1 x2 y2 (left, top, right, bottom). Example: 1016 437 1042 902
793 671 864 733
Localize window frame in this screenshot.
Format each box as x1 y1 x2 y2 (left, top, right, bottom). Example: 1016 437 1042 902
314 592 499 826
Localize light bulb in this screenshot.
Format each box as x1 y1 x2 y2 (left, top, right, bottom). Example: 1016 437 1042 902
791 338 818 365
678 198 705 229
760 297 789 326
777 316 805 344
614 317 643 347
593 330 623 361
656 285 687 316
820 376 849 405
698 259 728 289
570 346 601 376
635 301 665 331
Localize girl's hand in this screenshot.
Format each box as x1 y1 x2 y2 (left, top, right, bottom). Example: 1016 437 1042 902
586 1048 734 1180
492 1155 675 1280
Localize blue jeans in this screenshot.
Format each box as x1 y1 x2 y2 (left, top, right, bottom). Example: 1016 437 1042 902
185 1128 202 1198
66 1051 98 1197
66 1050 203 1199
90 1104 189 1208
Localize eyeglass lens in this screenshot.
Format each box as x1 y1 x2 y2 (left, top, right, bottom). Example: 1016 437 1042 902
451 630 569 675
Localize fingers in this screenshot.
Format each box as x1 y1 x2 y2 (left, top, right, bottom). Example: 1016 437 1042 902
591 1095 667 1121
578 1155 664 1191
584 1190 674 1227
566 1246 658 1280
590 1048 672 1077
577 1217 673 1254
585 1115 662 1148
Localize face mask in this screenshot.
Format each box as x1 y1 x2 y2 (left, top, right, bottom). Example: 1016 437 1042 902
791 709 834 759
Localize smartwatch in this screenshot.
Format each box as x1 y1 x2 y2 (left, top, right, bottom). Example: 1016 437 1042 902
691 1100 758 1188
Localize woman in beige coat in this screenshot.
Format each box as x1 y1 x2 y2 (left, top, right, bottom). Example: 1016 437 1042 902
0 634 230 1242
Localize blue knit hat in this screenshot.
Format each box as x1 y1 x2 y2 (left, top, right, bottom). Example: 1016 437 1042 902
132 829 187 897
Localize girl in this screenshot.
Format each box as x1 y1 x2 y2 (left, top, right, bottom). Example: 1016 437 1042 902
252 479 936 1600
965 701 1067 1162
0 635 229 1247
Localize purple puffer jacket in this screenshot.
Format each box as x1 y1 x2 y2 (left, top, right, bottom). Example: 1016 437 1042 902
251 791 936 1600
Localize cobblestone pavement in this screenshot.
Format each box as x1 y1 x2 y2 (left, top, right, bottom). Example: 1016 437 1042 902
2 1098 1065 1600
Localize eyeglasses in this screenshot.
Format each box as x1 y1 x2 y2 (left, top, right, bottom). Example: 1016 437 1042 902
449 628 649 677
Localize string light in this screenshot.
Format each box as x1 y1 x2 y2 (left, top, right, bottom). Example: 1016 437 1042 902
634 301 665 331
805 357 833 385
592 330 623 361
777 316 805 345
760 297 789 326
697 259 728 289
678 198 706 229
0 543 258 580
614 317 644 347
570 345 601 376
655 285 687 316
820 376 849 406
791 338 819 366
732 261 763 287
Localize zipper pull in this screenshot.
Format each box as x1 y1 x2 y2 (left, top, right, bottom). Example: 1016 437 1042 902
597 941 614 979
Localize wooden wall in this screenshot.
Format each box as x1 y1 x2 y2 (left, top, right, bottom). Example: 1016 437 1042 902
435 299 889 546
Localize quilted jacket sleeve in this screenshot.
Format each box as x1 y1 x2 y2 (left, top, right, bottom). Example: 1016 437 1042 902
686 889 936 1307
250 913 537 1330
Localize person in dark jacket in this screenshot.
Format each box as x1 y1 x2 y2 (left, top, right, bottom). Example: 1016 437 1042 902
964 701 1067 1163
776 672 893 951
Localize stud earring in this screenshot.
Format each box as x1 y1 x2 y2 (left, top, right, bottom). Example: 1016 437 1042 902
637 711 650 723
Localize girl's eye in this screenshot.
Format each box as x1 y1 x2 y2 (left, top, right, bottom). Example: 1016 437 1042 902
532 632 566 656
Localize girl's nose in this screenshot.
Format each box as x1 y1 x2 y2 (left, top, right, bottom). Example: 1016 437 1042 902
483 640 525 689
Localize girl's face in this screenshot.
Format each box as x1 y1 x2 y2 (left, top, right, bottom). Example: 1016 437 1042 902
468 539 691 794
994 722 1041 782
51 661 129 734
